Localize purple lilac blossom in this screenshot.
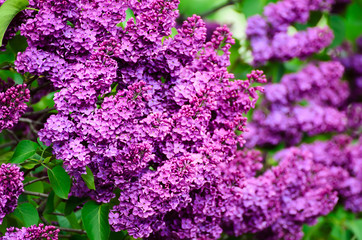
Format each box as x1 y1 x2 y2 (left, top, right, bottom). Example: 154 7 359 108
223 148 338 240
0 224 59 240
0 83 30 132
246 0 335 65
287 135 362 213
14 0 267 238
244 61 349 147
0 164 24 224
261 148 339 240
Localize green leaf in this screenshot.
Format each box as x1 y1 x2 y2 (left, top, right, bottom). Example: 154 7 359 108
21 161 39 169
81 166 95 190
346 219 362 240
0 70 24 84
64 196 85 216
109 231 128 240
8 34 28 53
117 8 135 29
31 91 55 111
13 203 39 227
241 0 263 18
0 0 29 46
328 14 346 48
24 176 44 193
47 165 71 199
0 151 13 163
81 201 110 240
10 140 38 164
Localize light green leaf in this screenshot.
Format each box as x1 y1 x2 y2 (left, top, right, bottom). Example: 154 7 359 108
13 203 39 227
81 201 110 240
47 165 71 199
0 0 29 46
10 140 38 164
81 166 95 190
346 219 362 240
21 161 38 169
117 8 135 29
241 0 263 18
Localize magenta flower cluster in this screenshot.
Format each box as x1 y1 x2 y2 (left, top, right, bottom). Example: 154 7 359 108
244 61 350 147
246 0 334 65
4 0 358 239
287 135 362 213
0 83 30 131
0 224 59 240
0 164 24 224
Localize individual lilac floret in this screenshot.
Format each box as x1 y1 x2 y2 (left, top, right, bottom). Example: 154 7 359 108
0 164 24 224
1 224 59 240
0 83 30 131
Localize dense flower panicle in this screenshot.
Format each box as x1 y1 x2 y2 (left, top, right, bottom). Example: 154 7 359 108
0 83 30 131
264 0 334 32
10 0 356 239
246 0 335 65
347 103 362 134
0 164 24 224
292 136 362 212
271 27 333 61
223 148 338 240
0 224 59 240
263 149 338 240
17 0 266 238
244 61 349 147
338 36 362 103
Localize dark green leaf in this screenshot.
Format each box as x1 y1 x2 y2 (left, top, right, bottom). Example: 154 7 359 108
109 231 128 240
81 166 95 190
65 196 85 216
328 15 346 48
47 165 71 199
8 34 28 53
81 201 110 240
13 203 39 227
0 0 29 46
10 140 38 164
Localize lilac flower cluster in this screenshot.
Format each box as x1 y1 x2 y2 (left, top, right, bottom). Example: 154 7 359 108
223 148 338 240
0 164 24 224
0 83 30 132
0 224 59 240
246 0 334 65
290 135 362 213
14 0 270 238
244 61 350 147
